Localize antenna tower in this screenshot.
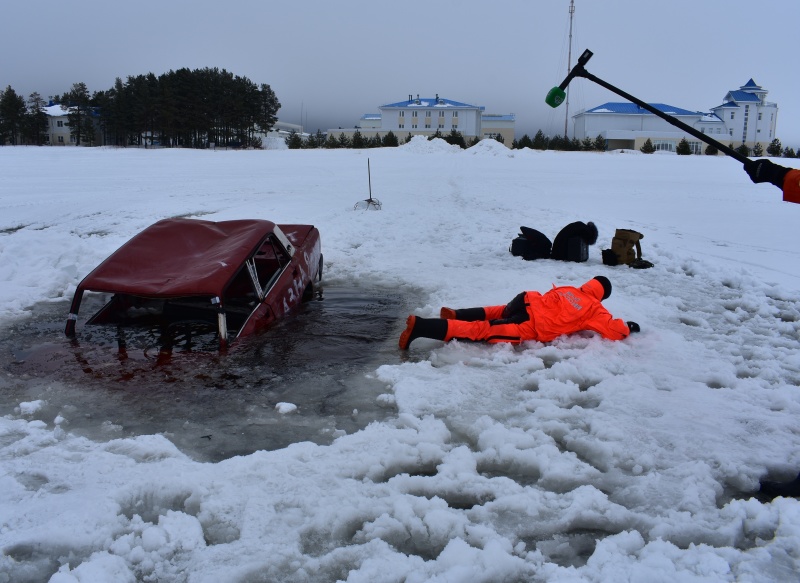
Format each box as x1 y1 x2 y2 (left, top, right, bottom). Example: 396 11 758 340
564 0 575 138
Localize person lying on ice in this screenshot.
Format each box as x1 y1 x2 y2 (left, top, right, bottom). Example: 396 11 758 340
399 275 639 350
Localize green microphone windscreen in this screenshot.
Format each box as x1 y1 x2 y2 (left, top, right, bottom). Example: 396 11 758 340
545 87 566 108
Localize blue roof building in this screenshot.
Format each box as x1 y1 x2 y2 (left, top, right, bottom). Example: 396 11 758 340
573 79 778 153
330 94 515 144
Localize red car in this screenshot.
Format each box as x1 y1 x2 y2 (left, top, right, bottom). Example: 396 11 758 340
65 218 322 351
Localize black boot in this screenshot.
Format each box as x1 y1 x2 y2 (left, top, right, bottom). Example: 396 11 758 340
440 307 486 321
759 472 800 500
399 316 448 349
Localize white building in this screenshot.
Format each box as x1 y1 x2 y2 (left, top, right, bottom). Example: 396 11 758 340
44 104 74 146
572 79 778 153
331 95 515 144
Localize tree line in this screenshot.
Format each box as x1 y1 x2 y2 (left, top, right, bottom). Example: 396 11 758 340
640 136 799 158
286 128 610 151
0 68 280 148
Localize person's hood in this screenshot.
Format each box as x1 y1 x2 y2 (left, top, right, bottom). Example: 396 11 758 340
580 278 606 301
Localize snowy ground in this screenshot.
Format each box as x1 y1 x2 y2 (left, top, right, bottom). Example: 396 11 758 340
1 140 799 582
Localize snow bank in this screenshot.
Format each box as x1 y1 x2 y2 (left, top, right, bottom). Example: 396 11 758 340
1 145 799 582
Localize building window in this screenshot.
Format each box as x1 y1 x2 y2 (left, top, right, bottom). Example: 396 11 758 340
453 125 458 130
453 111 458 118
399 111 404 118
412 111 418 118
57 120 64 127
412 124 417 129
399 123 404 129
58 136 64 143
653 140 675 153
730 112 735 120
425 111 431 118
758 112 762 121
438 124 444 129
425 122 431 129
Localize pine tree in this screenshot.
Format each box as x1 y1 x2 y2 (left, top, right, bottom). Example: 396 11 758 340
304 131 319 149
581 136 594 151
22 92 48 145
548 134 569 151
676 137 692 155
640 138 655 154
285 130 302 149
382 130 399 147
516 134 533 149
784 147 796 158
351 129 365 148
751 142 763 157
495 133 505 144
735 143 750 157
704 144 718 156
444 129 466 149
337 132 351 148
0 85 27 145
593 134 606 152
324 134 339 149
532 130 548 150
61 82 93 146
467 136 480 147
766 138 782 157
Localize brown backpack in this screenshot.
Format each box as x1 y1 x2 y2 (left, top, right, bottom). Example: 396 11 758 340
602 229 652 268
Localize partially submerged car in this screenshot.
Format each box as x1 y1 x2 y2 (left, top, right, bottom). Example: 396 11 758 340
65 218 322 351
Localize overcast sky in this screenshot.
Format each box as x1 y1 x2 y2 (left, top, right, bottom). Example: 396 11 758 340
3 0 799 145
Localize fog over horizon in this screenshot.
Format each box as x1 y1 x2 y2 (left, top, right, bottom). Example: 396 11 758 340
3 0 799 145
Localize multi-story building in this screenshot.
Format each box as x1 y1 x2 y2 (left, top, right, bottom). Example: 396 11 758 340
44 104 74 146
331 94 515 144
572 79 778 153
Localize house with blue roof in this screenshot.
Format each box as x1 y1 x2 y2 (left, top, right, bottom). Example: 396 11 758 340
572 79 778 153
329 94 515 144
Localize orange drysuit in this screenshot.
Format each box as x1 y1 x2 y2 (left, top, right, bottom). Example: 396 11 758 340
783 169 800 204
444 278 630 344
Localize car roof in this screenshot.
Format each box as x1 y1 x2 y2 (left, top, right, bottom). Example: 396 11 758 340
77 218 275 298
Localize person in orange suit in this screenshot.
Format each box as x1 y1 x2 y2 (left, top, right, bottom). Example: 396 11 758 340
399 276 638 349
745 159 800 204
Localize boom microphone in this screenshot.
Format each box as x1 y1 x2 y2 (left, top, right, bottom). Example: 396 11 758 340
545 49 593 108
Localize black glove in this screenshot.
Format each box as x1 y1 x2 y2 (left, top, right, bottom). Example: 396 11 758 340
626 321 640 334
744 159 791 188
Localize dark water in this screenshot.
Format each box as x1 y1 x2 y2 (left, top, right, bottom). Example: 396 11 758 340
0 283 415 462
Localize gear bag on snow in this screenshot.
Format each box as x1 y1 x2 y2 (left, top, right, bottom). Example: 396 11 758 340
509 226 552 260
602 229 653 268
510 221 597 262
550 221 598 263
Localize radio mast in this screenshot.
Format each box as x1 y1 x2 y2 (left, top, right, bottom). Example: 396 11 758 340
564 0 575 138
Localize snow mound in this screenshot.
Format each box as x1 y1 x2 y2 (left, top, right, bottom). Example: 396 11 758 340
400 135 462 154
468 138 514 157
263 136 288 150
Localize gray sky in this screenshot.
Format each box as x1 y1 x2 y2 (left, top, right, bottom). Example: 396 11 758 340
4 0 799 146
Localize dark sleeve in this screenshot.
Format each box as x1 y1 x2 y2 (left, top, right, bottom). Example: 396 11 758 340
502 292 528 319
